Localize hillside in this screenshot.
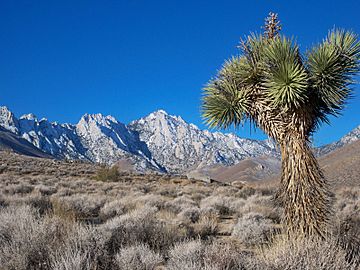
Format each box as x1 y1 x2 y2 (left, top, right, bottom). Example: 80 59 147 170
195 127 360 185
230 140 360 188
0 126 53 158
320 140 360 187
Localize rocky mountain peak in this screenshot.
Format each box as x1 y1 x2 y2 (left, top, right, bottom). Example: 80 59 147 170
0 106 19 134
316 124 360 156
0 106 12 115
20 113 37 121
79 113 118 125
340 125 360 144
129 110 279 173
152 109 168 116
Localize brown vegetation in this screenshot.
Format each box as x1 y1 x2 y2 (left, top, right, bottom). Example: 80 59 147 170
0 151 359 269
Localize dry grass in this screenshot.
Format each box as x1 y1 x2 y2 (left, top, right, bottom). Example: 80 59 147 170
0 151 358 269
251 235 359 269
114 244 164 270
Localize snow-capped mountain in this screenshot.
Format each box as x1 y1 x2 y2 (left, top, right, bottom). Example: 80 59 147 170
75 113 162 171
0 107 162 172
0 107 19 134
129 110 278 173
11 111 88 160
3 105 357 174
0 106 279 173
0 126 53 158
316 125 360 156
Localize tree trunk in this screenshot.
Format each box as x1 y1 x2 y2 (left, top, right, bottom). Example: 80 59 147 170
277 135 332 237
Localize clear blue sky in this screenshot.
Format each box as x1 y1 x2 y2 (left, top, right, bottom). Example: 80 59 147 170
1 0 359 146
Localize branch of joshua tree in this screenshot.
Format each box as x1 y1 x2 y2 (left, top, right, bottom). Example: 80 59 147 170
307 29 360 117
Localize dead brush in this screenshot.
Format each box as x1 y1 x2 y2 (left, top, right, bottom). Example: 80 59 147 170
335 217 360 267
193 213 219 239
251 233 359 270
93 166 123 182
50 197 77 223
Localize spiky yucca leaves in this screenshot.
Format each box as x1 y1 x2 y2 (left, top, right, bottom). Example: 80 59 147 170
202 57 252 129
202 29 360 237
262 37 309 110
308 29 360 116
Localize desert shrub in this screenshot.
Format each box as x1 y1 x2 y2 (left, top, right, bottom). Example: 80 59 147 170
34 184 57 196
95 166 122 182
56 187 74 196
334 188 360 219
177 206 201 223
334 217 360 266
227 198 247 217
240 194 281 221
100 205 185 254
232 212 274 245
3 183 33 195
99 197 135 220
51 194 106 222
51 197 77 222
155 185 179 197
0 164 7 174
193 213 219 239
332 188 360 265
5 194 53 215
51 222 109 270
168 239 248 270
200 195 234 216
51 248 92 270
213 186 240 196
0 194 9 208
233 185 257 199
134 194 167 210
250 235 359 270
0 205 67 270
114 244 163 270
134 183 152 194
246 194 273 206
256 184 277 196
165 195 198 214
26 194 53 215
167 239 205 270
189 192 207 203
203 241 250 270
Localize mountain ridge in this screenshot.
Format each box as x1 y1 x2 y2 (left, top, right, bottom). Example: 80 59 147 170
316 125 360 156
0 126 53 158
0 106 358 174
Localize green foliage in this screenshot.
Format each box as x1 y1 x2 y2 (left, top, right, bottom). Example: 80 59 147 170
95 166 121 182
262 37 309 109
202 28 360 132
308 30 360 116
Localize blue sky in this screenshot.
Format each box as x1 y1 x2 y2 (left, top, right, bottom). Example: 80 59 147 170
1 0 359 146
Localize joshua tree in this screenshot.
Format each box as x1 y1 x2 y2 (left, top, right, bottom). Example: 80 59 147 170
202 13 360 237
